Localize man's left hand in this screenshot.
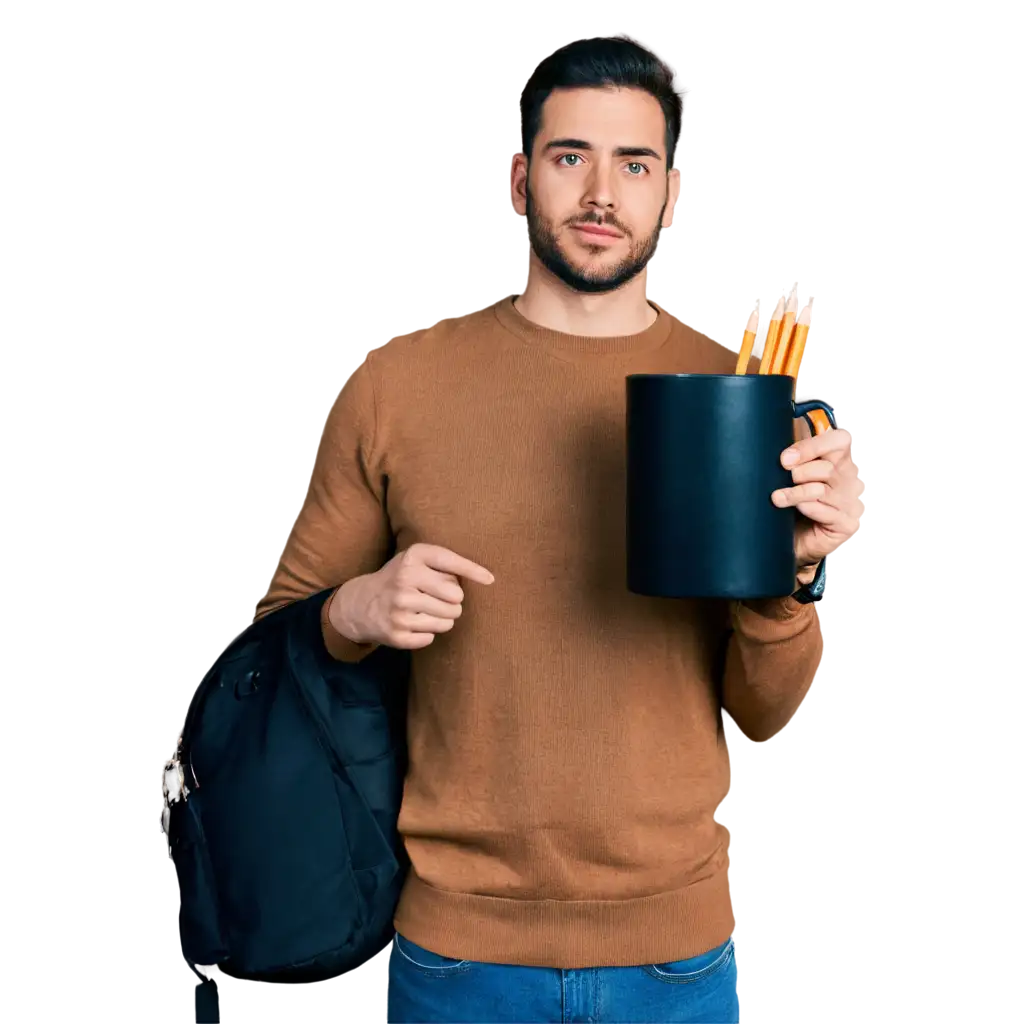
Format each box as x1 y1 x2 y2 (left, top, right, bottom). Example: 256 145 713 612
771 425 865 583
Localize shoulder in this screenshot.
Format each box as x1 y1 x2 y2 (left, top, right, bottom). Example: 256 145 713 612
321 300 505 443
364 297 505 374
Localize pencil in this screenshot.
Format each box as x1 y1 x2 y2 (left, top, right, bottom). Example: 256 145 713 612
757 295 786 374
734 299 760 374
781 297 814 382
770 281 799 374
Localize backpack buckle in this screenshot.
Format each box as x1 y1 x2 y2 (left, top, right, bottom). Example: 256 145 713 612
160 746 189 855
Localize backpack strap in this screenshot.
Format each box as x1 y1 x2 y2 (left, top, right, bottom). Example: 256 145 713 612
189 963 219 1023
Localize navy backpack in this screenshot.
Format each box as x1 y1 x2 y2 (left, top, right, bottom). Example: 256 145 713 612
160 587 411 1022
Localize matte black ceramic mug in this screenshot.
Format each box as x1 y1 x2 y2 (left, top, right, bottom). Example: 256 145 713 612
625 373 837 599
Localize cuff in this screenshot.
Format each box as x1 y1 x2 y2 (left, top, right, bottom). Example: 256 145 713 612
731 594 816 641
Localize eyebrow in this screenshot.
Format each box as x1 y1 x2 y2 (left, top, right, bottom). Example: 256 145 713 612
542 137 663 160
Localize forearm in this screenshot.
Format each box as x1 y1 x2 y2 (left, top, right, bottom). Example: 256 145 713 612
719 595 823 742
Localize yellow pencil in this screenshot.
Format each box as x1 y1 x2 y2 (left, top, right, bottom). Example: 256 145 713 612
757 295 786 374
781 297 814 382
770 281 799 373
734 299 760 374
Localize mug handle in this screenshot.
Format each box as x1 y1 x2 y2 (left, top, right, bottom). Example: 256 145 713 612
792 399 837 437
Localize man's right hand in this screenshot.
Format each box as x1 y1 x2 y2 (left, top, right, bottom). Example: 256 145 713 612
328 542 495 650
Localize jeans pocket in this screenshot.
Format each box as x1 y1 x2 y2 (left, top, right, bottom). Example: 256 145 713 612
642 936 735 984
392 932 475 976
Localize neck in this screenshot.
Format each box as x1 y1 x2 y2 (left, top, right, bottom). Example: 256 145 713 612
514 255 656 338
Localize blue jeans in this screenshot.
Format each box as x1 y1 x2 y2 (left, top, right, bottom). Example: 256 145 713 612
387 930 739 1023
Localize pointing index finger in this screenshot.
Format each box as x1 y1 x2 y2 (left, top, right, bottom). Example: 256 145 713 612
414 544 495 584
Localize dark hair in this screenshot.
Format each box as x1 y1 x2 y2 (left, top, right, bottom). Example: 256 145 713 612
520 35 685 171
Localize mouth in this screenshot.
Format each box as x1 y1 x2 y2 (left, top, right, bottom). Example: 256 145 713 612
571 224 624 242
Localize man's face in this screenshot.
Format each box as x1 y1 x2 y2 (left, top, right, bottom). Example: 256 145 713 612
514 86 681 294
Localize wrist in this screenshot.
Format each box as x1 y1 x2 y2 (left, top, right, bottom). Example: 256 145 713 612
792 556 827 603
328 578 367 644
795 561 820 588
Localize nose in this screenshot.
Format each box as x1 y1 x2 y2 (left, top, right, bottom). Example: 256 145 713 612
580 159 617 214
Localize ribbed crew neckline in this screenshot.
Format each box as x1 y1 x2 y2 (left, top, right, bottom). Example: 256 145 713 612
493 294 672 355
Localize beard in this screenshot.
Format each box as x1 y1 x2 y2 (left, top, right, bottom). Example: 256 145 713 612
524 179 668 295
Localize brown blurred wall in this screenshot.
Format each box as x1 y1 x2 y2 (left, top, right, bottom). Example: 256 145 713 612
2 4 1024 1019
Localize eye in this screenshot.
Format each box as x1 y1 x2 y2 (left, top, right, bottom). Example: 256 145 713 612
626 162 648 176
558 153 582 167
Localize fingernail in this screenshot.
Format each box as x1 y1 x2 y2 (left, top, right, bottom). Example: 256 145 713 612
772 490 787 505
782 449 799 466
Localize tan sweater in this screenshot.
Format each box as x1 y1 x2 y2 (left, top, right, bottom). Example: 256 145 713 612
254 295 823 968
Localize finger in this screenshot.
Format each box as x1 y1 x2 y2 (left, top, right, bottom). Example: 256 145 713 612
410 568 466 605
782 427 853 467
392 631 437 650
395 589 463 619
775 480 862 515
790 459 834 484
792 498 861 534
410 543 495 584
400 611 457 634
773 481 832 507
790 460 863 507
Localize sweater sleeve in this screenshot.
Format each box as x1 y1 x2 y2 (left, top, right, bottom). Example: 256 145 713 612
719 595 824 742
252 353 392 663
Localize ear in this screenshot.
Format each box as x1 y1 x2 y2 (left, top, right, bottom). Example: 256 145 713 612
659 168 682 228
510 153 528 216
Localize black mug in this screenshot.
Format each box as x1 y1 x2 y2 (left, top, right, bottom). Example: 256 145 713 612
625 373 837 599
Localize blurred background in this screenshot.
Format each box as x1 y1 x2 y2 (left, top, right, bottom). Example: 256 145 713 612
2 1 1020 1020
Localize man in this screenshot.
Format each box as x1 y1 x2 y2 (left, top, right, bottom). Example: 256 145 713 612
255 35 865 1024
